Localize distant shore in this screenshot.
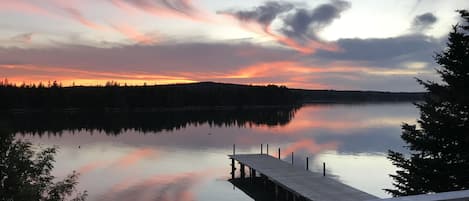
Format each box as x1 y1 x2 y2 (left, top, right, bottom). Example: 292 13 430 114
0 82 424 111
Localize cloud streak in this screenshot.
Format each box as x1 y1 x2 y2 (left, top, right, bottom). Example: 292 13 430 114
64 7 107 30
112 24 158 44
110 0 211 22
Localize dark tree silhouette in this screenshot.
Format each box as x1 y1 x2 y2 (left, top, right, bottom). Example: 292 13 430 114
386 10 469 196
0 130 87 201
0 82 299 110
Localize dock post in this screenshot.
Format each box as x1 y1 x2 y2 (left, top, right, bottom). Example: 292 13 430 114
261 144 263 154
306 157 309 170
278 148 281 159
231 158 235 179
291 152 294 165
261 174 267 190
323 162 326 176
233 144 235 155
267 144 269 155
275 184 279 201
240 163 245 179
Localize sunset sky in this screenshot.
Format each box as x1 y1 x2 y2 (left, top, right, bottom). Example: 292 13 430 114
1 0 468 91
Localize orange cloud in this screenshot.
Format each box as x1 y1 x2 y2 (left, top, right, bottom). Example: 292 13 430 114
225 61 364 79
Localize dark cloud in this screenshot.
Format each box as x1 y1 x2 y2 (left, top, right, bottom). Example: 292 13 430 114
0 42 295 73
281 0 350 41
309 71 434 91
220 1 350 53
313 34 443 68
219 1 294 30
412 12 437 30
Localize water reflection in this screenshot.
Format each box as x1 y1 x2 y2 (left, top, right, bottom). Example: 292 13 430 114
3 106 298 135
3 103 419 200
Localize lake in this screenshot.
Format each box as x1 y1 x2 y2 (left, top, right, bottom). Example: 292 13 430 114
13 103 418 201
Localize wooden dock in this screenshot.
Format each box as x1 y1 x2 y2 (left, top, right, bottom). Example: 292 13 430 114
229 154 379 201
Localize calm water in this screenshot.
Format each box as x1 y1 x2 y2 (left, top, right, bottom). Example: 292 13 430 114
14 103 418 200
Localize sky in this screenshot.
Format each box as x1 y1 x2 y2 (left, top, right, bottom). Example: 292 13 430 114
0 0 468 91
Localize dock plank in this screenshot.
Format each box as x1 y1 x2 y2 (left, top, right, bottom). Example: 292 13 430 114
229 154 379 201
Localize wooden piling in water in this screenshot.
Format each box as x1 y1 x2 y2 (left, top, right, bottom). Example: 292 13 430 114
231 158 235 179
306 157 309 170
261 144 263 154
240 163 245 179
291 152 294 165
278 148 281 159
323 162 326 177
275 184 279 201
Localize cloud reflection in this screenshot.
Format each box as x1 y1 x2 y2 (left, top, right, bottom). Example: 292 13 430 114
100 169 220 201
282 139 339 157
113 148 157 168
76 147 158 175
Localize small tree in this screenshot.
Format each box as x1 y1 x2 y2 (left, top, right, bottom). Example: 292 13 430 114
386 10 469 196
0 132 87 201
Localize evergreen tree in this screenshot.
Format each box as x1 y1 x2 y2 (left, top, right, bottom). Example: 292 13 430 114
386 10 469 196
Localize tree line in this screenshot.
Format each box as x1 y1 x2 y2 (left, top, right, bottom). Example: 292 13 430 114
0 82 300 110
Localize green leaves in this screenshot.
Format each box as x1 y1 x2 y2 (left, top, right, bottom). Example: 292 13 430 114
0 133 86 201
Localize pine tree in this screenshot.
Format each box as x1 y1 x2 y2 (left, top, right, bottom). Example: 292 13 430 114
386 10 469 196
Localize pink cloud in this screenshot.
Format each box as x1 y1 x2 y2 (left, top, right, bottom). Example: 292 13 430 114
0 0 55 17
112 24 158 44
63 7 107 30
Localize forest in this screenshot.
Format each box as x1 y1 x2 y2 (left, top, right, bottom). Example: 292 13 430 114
0 81 423 110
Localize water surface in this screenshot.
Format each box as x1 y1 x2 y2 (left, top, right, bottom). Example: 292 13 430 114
13 103 418 200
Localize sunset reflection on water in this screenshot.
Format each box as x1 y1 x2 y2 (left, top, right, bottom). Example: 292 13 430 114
16 103 418 200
